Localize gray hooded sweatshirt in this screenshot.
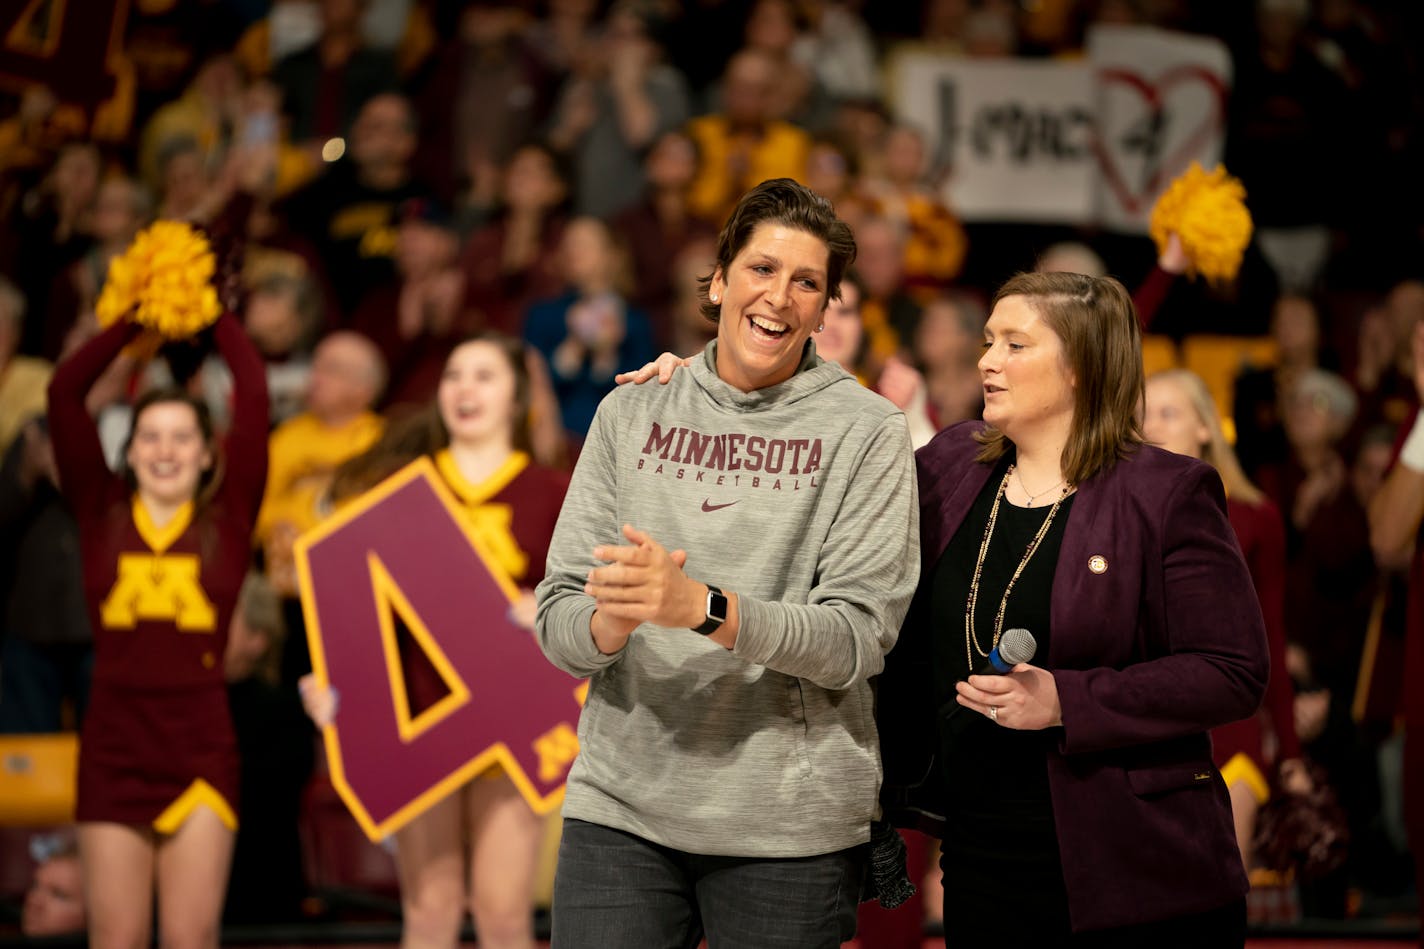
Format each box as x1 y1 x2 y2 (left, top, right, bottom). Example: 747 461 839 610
536 341 919 858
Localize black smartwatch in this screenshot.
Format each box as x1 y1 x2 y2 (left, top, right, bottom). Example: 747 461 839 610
693 584 728 635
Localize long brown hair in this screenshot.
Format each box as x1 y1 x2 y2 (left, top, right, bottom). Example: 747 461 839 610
974 271 1144 485
328 333 533 502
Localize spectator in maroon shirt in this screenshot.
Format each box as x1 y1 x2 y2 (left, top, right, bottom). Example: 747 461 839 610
412 1 554 205
1275 369 1376 711
460 142 569 337
349 197 468 411
609 130 716 349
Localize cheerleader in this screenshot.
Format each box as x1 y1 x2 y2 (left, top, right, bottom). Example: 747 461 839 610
302 332 568 949
47 309 268 949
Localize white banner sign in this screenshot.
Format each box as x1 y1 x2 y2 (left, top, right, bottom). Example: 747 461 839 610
894 57 1097 224
891 25 1231 233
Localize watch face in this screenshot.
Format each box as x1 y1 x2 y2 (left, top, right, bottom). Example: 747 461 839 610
708 591 728 623
696 587 727 634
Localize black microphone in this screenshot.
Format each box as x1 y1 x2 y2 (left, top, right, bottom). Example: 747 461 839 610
942 629 1037 728
974 627 1037 676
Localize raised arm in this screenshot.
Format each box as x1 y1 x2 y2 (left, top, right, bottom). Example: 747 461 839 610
1054 465 1270 755
47 319 140 505
212 311 269 519
1133 233 1188 332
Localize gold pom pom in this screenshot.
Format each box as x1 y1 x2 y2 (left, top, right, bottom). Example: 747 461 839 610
1149 162 1253 285
95 221 223 339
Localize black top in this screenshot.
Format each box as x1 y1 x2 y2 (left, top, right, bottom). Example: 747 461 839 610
930 456 1075 916
281 163 433 318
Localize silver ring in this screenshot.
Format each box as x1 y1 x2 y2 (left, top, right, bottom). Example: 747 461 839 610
989 706 999 723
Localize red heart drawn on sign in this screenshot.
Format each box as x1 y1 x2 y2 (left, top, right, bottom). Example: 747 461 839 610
1094 65 1228 217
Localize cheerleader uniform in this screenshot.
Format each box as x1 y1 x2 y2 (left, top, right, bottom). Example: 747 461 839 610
1212 497 1300 802
48 314 268 831
398 449 569 730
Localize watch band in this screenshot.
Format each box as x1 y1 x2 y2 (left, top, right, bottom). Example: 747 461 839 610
693 584 728 635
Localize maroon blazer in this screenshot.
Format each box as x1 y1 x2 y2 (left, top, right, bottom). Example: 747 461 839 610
880 422 1269 932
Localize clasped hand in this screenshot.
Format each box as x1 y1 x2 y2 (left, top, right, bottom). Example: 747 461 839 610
586 524 699 650
955 663 1063 731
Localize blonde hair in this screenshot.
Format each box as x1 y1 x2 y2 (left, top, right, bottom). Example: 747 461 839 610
975 271 1144 485
1149 368 1264 505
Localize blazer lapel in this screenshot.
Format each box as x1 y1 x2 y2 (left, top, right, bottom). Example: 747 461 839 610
1050 471 1123 668
925 458 994 571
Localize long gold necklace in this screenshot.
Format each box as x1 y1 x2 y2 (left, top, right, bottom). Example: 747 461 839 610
964 465 1071 673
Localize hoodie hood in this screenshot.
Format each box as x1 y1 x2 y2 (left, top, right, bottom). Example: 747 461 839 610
688 339 857 412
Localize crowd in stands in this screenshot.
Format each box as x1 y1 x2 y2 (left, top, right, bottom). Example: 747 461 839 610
0 0 1421 938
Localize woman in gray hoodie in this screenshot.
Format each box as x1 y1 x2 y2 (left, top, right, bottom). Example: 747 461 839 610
536 178 919 948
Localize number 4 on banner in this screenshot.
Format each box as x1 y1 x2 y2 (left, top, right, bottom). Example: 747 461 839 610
295 458 585 842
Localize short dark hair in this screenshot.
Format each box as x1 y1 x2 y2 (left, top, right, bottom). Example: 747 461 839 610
698 178 856 323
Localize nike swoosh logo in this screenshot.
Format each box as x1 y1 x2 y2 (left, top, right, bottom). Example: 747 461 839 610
701 499 739 513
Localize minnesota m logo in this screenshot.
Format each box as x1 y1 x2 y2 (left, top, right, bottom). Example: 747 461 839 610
100 553 217 631
296 458 585 842
533 724 580 782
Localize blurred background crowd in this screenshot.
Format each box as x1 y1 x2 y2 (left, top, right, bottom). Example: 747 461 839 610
0 0 1421 942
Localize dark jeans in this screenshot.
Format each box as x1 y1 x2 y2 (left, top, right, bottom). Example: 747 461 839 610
552 818 864 949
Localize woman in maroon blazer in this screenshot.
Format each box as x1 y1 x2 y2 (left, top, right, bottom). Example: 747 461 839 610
879 271 1269 946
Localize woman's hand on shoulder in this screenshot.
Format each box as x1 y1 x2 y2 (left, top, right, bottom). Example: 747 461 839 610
614 352 691 386
956 663 1063 731
298 674 339 729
